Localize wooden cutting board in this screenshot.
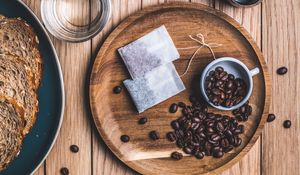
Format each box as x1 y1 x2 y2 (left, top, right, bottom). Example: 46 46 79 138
89 2 270 175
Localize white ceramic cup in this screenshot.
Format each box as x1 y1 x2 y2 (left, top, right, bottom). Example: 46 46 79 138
200 57 260 111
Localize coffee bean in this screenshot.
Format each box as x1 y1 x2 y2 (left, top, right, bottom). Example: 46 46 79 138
221 74 229 81
206 127 214 134
212 149 224 158
176 139 185 148
267 114 276 122
120 135 130 142
191 123 200 131
183 146 193 154
70 145 79 153
169 103 178 113
246 105 252 115
175 129 185 138
60 167 69 175
192 117 201 123
233 125 244 134
171 151 183 160
277 67 288 75
215 66 224 73
113 86 122 94
283 120 291 128
178 102 186 108
149 131 160 140
211 134 221 141
220 138 230 148
171 120 180 130
212 88 221 95
215 80 223 87
166 132 177 142
233 137 242 147
226 81 234 89
209 70 215 76
138 117 148 125
216 122 225 132
195 151 205 159
228 74 235 80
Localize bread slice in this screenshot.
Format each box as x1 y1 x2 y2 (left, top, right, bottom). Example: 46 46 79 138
0 54 38 135
0 96 25 171
0 16 42 89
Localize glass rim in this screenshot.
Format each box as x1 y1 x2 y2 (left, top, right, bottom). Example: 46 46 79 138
41 0 112 43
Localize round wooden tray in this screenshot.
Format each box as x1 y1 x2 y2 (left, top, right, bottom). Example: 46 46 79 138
89 2 270 175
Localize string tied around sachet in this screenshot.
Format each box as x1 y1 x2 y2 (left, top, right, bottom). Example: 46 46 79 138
177 33 222 77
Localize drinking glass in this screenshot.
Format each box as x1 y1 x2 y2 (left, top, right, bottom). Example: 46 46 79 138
41 0 111 42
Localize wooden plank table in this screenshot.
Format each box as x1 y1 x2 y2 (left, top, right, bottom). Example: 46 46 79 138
23 0 299 174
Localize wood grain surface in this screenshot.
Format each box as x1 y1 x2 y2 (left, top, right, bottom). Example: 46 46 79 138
21 0 299 175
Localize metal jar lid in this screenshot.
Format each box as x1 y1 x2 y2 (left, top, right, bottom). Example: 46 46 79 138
41 0 111 42
226 0 262 7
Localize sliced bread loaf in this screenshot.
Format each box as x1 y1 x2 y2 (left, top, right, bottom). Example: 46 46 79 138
0 16 42 89
0 97 25 171
0 54 38 135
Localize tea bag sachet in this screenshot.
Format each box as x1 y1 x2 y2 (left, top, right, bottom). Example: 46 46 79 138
124 63 185 113
118 25 180 79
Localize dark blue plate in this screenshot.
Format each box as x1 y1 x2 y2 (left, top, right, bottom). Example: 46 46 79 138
0 0 65 174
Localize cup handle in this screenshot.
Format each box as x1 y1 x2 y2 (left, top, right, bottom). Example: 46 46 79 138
250 67 260 77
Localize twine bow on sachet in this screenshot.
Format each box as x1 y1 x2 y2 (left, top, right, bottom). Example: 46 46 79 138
177 33 222 77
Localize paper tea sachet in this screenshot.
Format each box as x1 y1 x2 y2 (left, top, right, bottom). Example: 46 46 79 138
124 63 185 113
118 25 180 79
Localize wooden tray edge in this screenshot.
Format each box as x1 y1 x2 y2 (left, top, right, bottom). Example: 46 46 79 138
89 2 271 175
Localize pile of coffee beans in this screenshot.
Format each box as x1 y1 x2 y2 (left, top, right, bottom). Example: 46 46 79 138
205 66 247 107
232 101 252 122
168 96 245 160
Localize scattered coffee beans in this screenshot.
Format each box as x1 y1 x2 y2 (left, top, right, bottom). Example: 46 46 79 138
283 120 291 128
138 117 148 125
171 151 183 160
232 101 252 122
60 167 69 175
277 67 288 75
149 130 160 140
120 135 130 142
205 66 247 107
70 144 79 153
113 86 123 94
168 97 245 160
267 114 276 122
169 103 178 113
